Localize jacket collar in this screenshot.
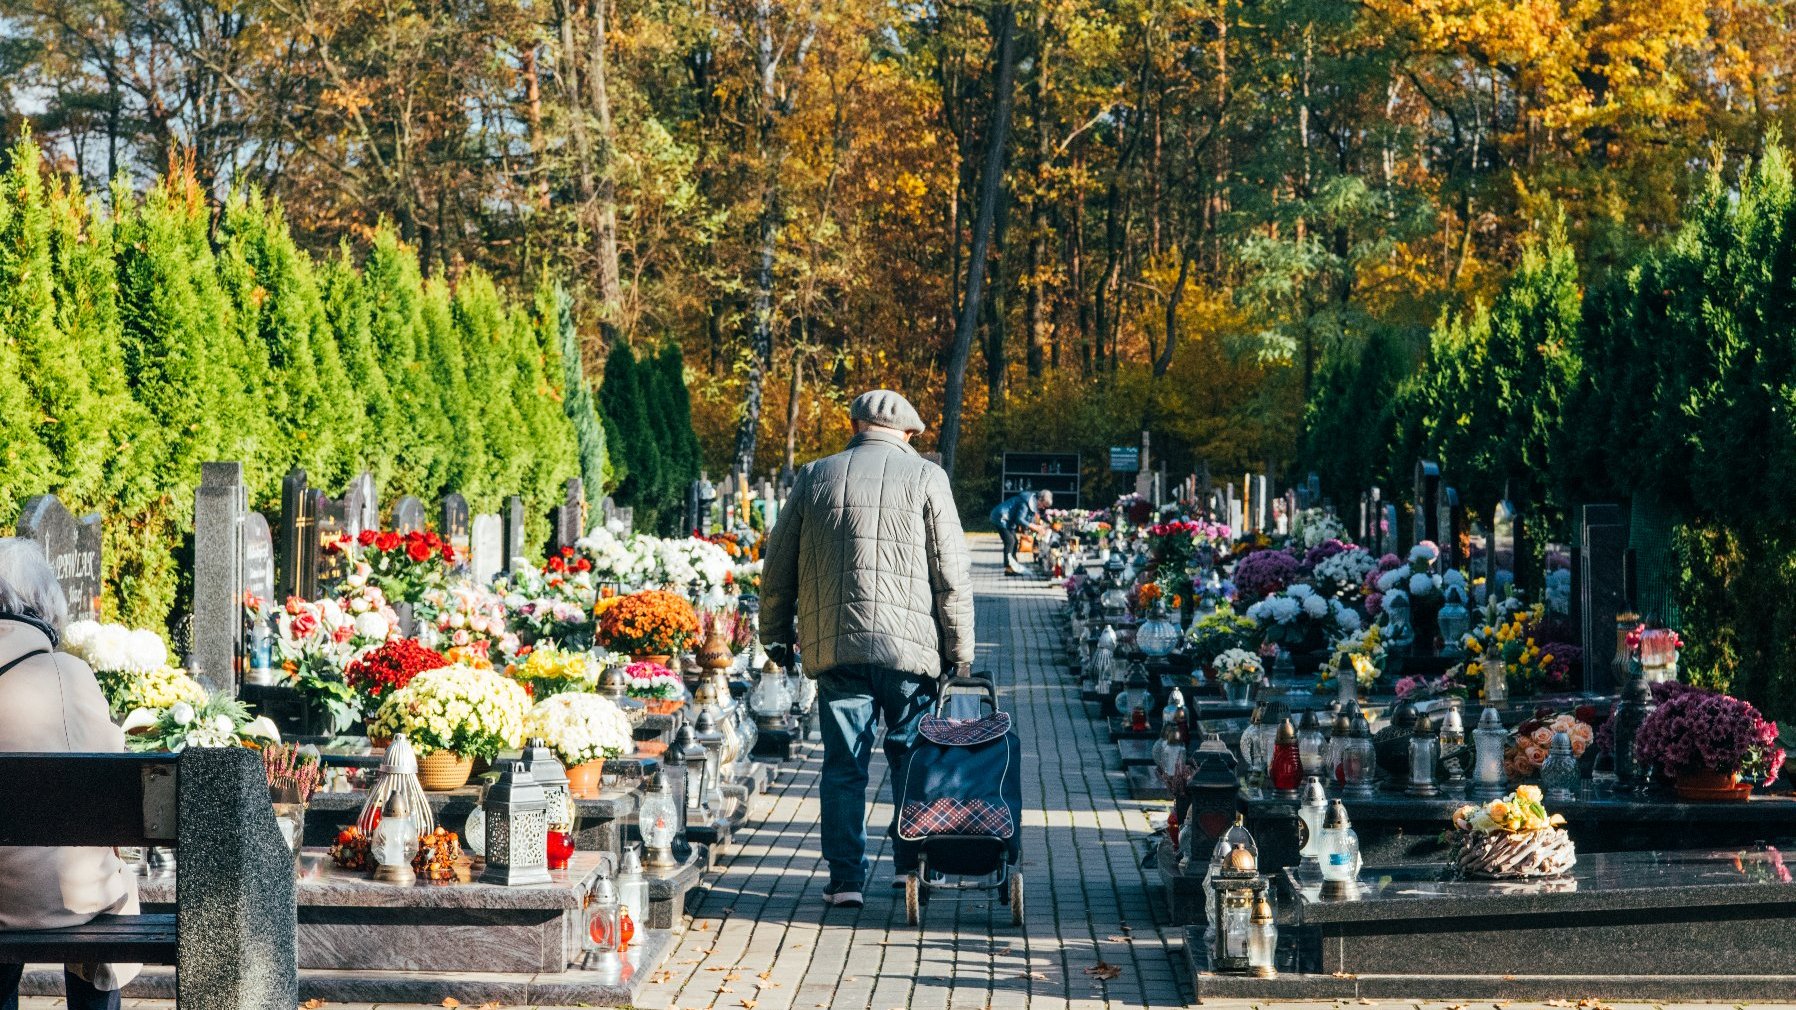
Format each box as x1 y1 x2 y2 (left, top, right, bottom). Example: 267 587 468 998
847 428 920 456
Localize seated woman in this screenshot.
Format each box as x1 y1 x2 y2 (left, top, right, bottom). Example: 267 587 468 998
0 537 140 1010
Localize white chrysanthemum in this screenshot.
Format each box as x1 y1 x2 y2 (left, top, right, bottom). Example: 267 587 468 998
1301 594 1328 619
1408 573 1436 596
1375 567 1408 593
525 692 634 767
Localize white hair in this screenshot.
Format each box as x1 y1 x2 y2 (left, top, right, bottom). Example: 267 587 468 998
1036 490 1054 506
0 537 70 630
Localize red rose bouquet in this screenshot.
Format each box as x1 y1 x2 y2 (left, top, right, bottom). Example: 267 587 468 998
339 528 456 605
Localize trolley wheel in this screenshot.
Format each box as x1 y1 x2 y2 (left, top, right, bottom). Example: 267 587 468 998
904 874 921 926
1009 871 1025 926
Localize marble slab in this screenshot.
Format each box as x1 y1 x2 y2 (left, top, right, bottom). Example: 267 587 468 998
1125 765 1171 802
1118 738 1155 767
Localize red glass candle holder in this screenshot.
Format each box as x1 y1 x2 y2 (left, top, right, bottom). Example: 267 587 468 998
547 829 575 869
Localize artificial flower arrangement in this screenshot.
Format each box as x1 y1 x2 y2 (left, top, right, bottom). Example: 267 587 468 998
343 638 449 709
419 581 519 662
497 562 598 651
1245 583 1363 653
341 528 457 605
1448 785 1576 878
576 525 737 604
120 695 281 752
1291 507 1348 549
599 589 700 657
367 664 530 761
1394 672 1462 703
1633 684 1784 797
275 592 396 732
1211 648 1263 685
1463 603 1581 697
1184 604 1260 667
507 643 598 699
1505 711 1595 779
523 692 635 768
623 660 685 701
1317 625 1386 693
1232 549 1301 604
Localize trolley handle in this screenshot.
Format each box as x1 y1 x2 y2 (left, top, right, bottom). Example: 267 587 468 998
936 672 999 718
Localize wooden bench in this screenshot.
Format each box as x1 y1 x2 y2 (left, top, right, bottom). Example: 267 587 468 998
0 748 296 1010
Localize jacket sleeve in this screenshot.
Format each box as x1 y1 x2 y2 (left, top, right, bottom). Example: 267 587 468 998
923 463 976 668
759 470 804 650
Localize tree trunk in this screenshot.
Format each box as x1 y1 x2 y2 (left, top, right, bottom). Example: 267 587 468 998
1023 1 1050 378
784 350 805 472
735 193 779 476
1153 249 1190 378
939 3 1019 479
589 0 622 340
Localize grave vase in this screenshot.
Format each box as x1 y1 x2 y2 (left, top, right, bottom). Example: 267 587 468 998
1671 766 1753 803
695 629 734 671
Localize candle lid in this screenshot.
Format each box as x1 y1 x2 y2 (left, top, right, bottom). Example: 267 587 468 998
1275 718 1297 745
1324 799 1351 830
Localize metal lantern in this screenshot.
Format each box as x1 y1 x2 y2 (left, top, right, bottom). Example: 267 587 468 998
481 761 552 886
1340 711 1377 799
674 724 710 824
1296 710 1326 777
1099 582 1130 621
1207 843 1265 974
1248 892 1279 978
582 871 625 979
1200 813 1260 942
1406 711 1439 797
1136 601 1180 657
1541 730 1580 802
694 707 730 817
1471 706 1508 800
1115 662 1154 729
1296 776 1328 877
601 663 646 715
370 792 417 885
522 738 575 834
357 733 436 838
1183 735 1242 873
1317 800 1360 900
1613 671 1654 790
637 770 681 867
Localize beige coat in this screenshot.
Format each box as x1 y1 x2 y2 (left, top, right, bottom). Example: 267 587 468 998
0 620 142 989
760 428 975 679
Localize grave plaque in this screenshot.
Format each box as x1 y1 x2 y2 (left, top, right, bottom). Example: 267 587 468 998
1579 503 1628 693
392 496 425 534
503 495 528 573
441 493 471 567
313 492 349 590
470 515 504 585
190 462 247 695
555 478 585 551
243 513 276 606
342 471 377 535
17 495 102 623
1413 460 1442 548
1440 485 1462 568
1252 474 1270 532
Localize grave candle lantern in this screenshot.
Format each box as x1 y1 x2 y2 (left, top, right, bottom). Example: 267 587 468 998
1541 730 1580 802
1341 712 1378 799
480 761 552 886
1115 663 1155 730
1269 719 1303 798
694 708 729 818
1248 893 1279 978
1325 708 1353 786
1481 653 1508 705
521 738 574 868
637 771 680 867
356 734 436 838
370 792 417 885
617 843 650 920
1472 707 1508 800
582 871 625 979
1296 710 1326 776
1406 711 1440 797
1137 600 1180 657
1207 843 1263 974
1296 776 1328 877
1438 703 1467 788
1334 653 1359 710
1612 672 1654 790
1318 800 1361 899
1161 687 1187 734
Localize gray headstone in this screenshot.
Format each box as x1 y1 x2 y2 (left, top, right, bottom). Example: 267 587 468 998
1252 474 1270 531
503 495 528 573
175 747 298 1010
1381 503 1399 556
470 514 504 585
190 462 247 695
1307 472 1321 510
313 492 349 590
17 494 102 623
1578 503 1628 693
392 495 425 534
441 493 471 567
72 514 102 622
555 477 585 551
1491 499 1519 585
278 469 314 601
243 513 275 607
1440 485 1462 568
1414 460 1442 548
342 471 377 536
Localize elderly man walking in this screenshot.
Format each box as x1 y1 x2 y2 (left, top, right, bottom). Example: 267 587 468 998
760 389 975 909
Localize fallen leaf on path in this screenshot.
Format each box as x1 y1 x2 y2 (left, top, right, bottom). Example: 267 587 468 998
442 999 461 1009
475 1003 502 1010
715 985 734 994
739 1001 758 1009
1017 971 1050 981
995 946 1012 956
1105 935 1132 943
301 1001 324 1009
723 972 742 982
1083 961 1122 981
757 970 772 981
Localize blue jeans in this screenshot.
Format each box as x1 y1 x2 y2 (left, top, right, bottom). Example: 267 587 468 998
0 964 120 1010
818 665 939 889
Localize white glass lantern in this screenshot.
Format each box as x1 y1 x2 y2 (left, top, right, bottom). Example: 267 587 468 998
370 792 417 885
1137 601 1180 657
582 872 626 980
480 762 552 886
617 844 650 922
1438 704 1467 788
357 733 435 838
1296 710 1326 777
751 661 794 729
1296 777 1328 876
1248 893 1278 978
1541 730 1579 801
1340 712 1377 799
1471 707 1508 800
1481 654 1508 705
637 771 681 867
1318 800 1360 899
1406 711 1439 797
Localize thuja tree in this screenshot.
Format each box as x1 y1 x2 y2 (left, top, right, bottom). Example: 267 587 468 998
1299 324 1413 499
508 299 581 549
539 279 611 499
599 341 667 527
363 229 454 498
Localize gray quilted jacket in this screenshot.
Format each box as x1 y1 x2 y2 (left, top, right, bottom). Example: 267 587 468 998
759 428 975 679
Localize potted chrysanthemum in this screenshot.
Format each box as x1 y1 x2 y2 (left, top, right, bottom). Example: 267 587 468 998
523 693 636 796
368 664 531 790
1634 684 1784 801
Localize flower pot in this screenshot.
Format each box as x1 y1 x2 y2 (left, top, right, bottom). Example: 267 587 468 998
1222 680 1246 704
1672 767 1753 803
632 654 673 669
417 750 475 791
567 759 607 798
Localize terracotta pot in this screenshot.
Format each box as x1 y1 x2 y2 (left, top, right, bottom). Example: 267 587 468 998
632 653 674 669
417 750 475 791
695 630 734 671
1672 766 1753 802
644 699 685 717
567 759 607 798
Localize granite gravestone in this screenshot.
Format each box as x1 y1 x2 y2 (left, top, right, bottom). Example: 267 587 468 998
342 471 377 535
555 478 584 551
278 469 316 602
1306 472 1321 510
190 463 247 694
1381 503 1400 557
1413 460 1442 548
242 512 277 684
503 495 528 573
1439 485 1462 568
313 491 349 590
470 514 504 585
392 495 425 534
1490 499 1519 592
1252 474 1270 531
1579 503 1628 692
17 494 103 623
440 492 471 568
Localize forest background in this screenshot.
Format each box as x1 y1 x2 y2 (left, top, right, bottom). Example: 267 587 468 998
7 0 1796 709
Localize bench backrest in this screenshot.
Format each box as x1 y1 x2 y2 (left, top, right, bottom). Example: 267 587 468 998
0 752 177 847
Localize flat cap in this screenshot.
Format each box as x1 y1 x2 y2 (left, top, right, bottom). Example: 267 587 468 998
850 389 926 433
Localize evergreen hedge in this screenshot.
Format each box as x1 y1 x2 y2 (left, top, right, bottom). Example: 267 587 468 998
0 138 640 633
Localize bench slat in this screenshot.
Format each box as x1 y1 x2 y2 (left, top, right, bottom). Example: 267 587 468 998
0 914 177 965
0 753 177 846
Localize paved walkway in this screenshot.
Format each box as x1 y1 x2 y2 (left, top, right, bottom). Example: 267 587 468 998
635 534 1182 1010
